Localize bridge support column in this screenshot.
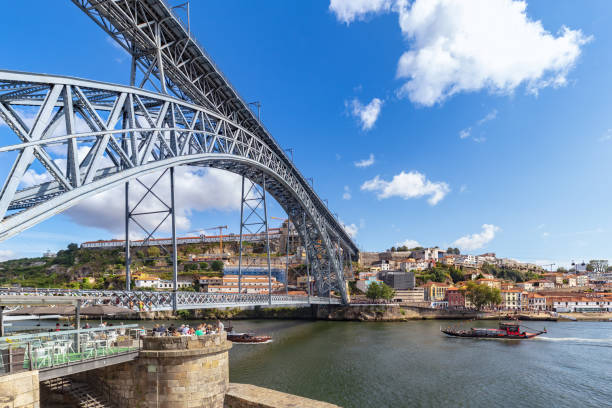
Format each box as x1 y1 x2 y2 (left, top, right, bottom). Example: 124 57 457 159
262 175 272 305
125 181 131 291
170 166 178 311
238 176 245 294
91 332 232 408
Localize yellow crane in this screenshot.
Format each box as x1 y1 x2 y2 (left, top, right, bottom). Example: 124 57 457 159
188 225 228 253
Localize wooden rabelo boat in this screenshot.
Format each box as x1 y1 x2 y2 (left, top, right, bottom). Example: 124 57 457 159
441 322 546 340
226 332 272 343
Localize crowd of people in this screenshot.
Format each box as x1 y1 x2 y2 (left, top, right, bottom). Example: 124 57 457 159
150 320 225 336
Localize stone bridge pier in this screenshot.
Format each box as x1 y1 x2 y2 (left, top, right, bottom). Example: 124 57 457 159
93 333 232 408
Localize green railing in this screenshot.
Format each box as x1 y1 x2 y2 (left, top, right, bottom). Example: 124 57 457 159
0 324 140 375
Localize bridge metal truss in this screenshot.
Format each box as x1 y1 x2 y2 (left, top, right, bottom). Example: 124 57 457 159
0 71 355 302
0 287 340 310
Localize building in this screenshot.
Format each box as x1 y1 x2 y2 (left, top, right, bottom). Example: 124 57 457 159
356 276 382 293
516 281 534 291
411 248 444 261
371 260 390 271
223 266 286 284
201 274 283 294
476 278 501 290
422 282 449 301
576 274 589 287
392 288 425 303
399 258 417 271
501 289 523 310
381 271 415 290
455 255 477 267
42 250 56 258
527 293 546 311
135 276 161 288
136 275 192 290
446 287 465 309
550 296 612 312
542 273 564 285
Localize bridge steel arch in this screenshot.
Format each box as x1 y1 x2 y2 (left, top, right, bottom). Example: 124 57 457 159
0 71 357 303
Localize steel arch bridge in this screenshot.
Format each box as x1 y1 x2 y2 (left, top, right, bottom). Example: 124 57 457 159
0 0 358 306
0 71 356 302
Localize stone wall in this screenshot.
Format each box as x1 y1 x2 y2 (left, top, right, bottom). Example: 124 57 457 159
224 383 340 408
0 370 39 408
314 304 479 321
91 333 232 408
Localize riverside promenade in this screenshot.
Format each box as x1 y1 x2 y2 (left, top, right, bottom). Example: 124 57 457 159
1 330 340 408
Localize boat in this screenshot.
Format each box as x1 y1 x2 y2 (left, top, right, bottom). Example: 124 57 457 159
441 322 546 339
227 332 272 343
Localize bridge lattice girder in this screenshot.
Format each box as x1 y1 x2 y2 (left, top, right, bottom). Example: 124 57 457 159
0 287 340 310
0 71 356 302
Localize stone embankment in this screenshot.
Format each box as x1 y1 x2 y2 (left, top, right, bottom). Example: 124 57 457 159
225 383 340 408
314 304 480 321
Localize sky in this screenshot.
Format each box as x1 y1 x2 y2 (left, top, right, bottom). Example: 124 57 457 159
1 0 611 268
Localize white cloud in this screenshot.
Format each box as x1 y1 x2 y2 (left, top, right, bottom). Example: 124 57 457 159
452 224 500 251
349 98 383 130
342 185 352 200
396 239 420 248
0 250 15 261
329 0 393 24
459 109 498 141
333 0 590 107
361 170 450 205
459 184 467 193
599 129 612 142
61 167 243 237
396 0 591 106
21 169 54 188
354 153 375 168
342 221 359 238
459 128 471 139
542 232 550 238
477 109 498 125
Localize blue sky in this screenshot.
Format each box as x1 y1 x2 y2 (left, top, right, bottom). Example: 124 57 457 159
0 0 611 268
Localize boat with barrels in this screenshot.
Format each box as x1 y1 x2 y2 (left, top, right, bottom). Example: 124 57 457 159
441 322 546 339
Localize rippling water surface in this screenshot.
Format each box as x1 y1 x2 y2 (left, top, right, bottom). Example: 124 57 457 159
12 318 612 407
226 320 612 408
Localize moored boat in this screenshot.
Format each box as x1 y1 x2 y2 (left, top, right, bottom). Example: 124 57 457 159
227 332 272 343
441 322 546 339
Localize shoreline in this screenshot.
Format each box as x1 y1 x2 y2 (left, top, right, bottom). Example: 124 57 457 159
59 305 612 322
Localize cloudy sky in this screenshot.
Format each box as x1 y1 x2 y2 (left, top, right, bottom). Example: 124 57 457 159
0 0 611 268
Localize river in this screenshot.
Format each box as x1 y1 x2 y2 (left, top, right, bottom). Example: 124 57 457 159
11 318 612 407
225 319 612 408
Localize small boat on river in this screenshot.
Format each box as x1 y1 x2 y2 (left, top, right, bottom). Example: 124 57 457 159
227 332 272 343
441 322 546 340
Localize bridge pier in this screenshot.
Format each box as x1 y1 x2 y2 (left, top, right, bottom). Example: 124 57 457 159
90 333 232 408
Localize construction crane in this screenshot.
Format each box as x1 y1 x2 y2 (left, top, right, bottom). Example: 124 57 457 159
542 263 556 272
187 225 228 253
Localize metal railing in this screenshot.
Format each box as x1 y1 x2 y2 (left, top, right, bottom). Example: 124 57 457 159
0 325 140 376
0 287 341 310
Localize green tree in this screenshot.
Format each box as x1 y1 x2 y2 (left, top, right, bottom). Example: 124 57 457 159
183 263 199 271
465 281 501 311
366 282 395 301
199 262 209 270
449 267 464 283
147 246 161 258
211 260 224 272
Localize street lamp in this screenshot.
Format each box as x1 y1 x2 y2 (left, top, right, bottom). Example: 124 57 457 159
284 148 294 162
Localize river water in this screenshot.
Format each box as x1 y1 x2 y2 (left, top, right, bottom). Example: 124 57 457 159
226 319 612 408
13 318 612 407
